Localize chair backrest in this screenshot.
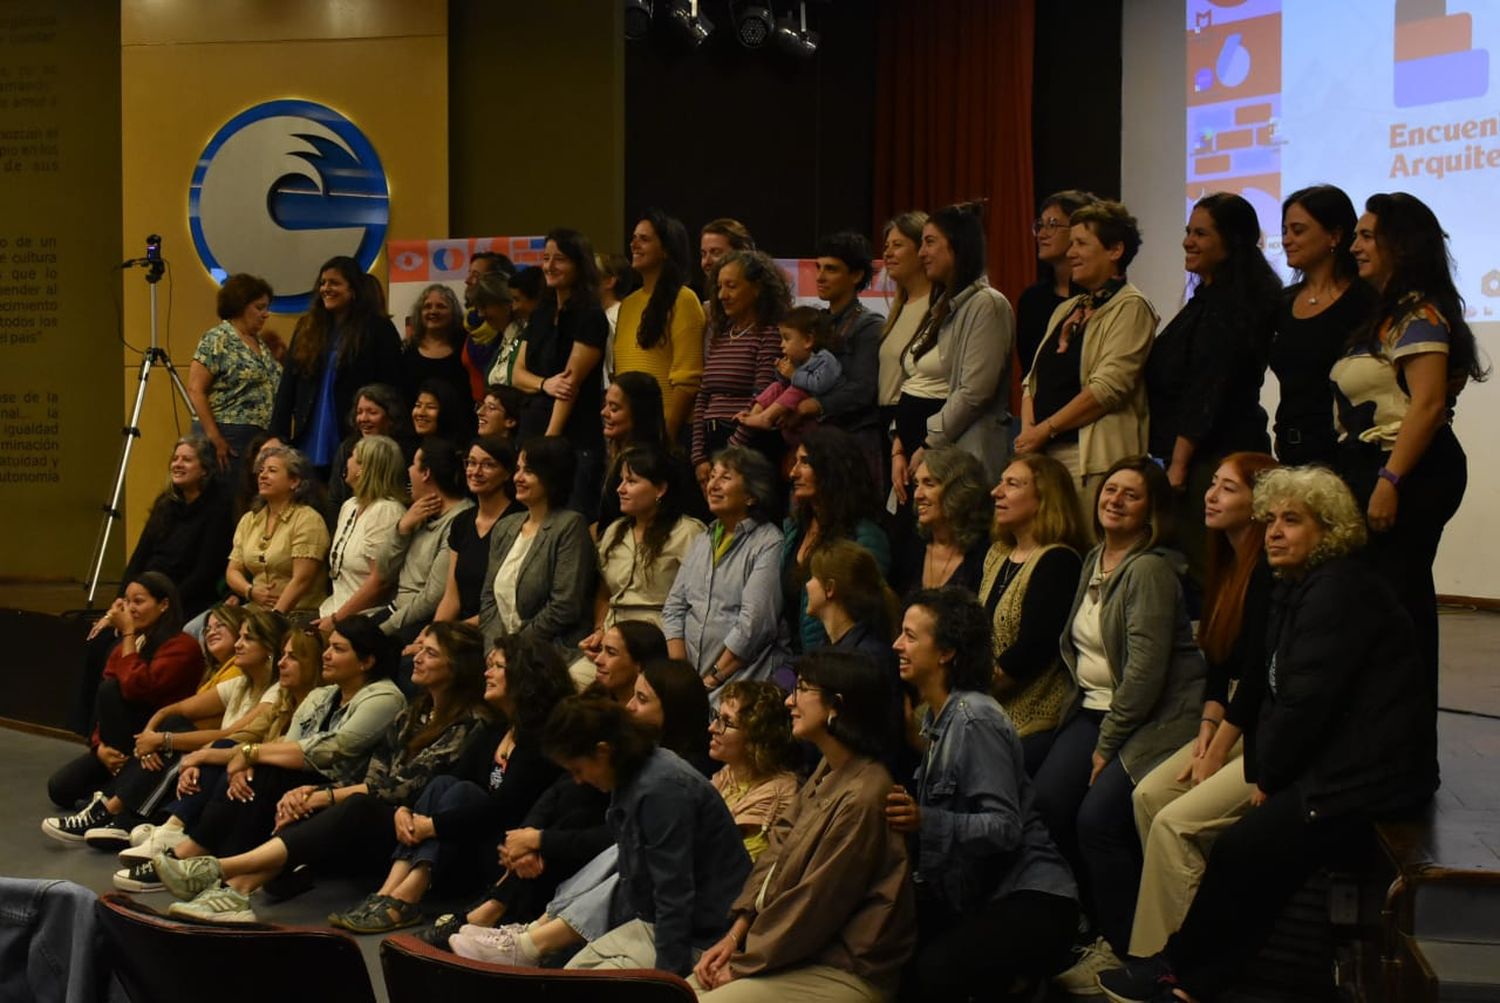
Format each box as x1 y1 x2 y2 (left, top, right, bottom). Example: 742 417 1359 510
380 933 697 1003
96 893 377 1003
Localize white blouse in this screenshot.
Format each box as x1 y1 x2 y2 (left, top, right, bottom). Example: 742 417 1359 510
320 497 404 618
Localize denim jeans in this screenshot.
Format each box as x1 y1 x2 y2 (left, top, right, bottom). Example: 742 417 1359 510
0 878 127 1003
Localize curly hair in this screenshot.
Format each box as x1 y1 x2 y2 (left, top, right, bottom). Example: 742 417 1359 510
251 446 324 510
402 622 490 754
1251 466 1367 571
493 632 576 741
144 436 219 541
709 250 793 335
287 256 384 375
718 679 799 777
915 447 992 550
792 427 876 544
905 587 993 693
216 273 273 320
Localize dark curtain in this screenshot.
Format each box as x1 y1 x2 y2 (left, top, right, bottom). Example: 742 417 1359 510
873 0 1037 301
874 0 1037 405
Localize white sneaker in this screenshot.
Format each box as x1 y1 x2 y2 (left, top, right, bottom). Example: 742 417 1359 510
449 923 534 965
1054 937 1122 996
167 883 256 924
120 824 185 864
129 822 155 847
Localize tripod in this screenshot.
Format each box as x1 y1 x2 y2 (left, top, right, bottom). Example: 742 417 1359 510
85 257 198 607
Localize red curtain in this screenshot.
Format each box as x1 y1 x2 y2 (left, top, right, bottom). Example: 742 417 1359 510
873 0 1037 304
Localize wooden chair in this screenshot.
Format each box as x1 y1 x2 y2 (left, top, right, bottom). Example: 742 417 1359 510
380 933 697 1002
95 892 377 1003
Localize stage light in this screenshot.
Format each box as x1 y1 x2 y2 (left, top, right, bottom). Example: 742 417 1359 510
624 0 653 41
774 2 818 57
668 0 713 48
734 4 774 49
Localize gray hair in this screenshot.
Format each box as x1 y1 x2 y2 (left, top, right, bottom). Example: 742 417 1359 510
712 445 780 524
1251 466 1367 570
252 446 322 509
916 446 992 550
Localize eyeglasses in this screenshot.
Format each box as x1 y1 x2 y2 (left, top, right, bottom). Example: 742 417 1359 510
793 679 822 697
475 399 505 414
708 713 740 733
464 458 502 471
1032 219 1069 235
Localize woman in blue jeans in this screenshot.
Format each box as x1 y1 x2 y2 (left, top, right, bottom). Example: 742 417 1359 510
327 631 574 933
1031 457 1204 991
887 587 1079 1001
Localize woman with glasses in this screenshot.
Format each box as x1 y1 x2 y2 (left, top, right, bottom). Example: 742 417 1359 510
434 436 517 633
691 651 915 1001
1017 201 1158 499
475 383 523 440
707 681 798 862
1016 192 1096 375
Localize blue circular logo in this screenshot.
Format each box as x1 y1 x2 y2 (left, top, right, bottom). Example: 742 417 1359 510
188 99 390 313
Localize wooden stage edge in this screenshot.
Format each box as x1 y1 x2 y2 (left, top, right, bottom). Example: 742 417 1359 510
0 716 85 745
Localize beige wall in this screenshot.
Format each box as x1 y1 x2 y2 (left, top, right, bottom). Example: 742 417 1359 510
449 0 624 252
0 2 122 579
119 0 450 546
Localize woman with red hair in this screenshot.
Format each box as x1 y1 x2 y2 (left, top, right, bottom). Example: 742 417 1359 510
1126 451 1278 958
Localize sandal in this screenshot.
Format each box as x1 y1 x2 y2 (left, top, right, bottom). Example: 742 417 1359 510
327 892 387 930
341 895 423 934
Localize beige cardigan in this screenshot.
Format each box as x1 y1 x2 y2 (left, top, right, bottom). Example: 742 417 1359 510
1023 282 1159 477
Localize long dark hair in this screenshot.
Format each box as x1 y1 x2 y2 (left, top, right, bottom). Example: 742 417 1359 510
1191 193 1282 340
415 378 478 444
1282 184 1359 285
793 427 876 546
545 228 602 311
603 443 690 568
288 256 383 374
909 201 987 361
493 632 575 741
1354 192 1488 387
609 372 668 454
127 572 186 661
635 209 691 351
402 622 489 754
640 658 710 767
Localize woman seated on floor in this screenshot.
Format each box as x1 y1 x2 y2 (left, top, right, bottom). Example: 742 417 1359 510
440 658 719 964
690 650 915 1002
887 587 1079 1001
53 610 289 853
327 632 575 933
707 680 799 862
44 573 203 838
153 622 488 923
1098 466 1439 1003
67 601 244 850
585 619 668 703
114 622 327 891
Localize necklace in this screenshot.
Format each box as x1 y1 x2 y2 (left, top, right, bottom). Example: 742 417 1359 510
994 555 1025 595
925 544 962 586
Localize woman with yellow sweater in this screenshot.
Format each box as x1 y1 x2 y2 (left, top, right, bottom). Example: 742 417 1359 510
612 210 705 440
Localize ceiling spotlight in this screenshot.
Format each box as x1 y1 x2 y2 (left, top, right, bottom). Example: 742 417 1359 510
774 2 819 57
734 4 774 48
668 0 713 48
624 0 653 41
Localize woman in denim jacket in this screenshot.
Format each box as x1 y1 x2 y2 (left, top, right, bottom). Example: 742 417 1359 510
887 587 1078 1000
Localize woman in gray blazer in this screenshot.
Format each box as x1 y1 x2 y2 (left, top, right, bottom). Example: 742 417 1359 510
1032 456 1205 991
479 436 597 653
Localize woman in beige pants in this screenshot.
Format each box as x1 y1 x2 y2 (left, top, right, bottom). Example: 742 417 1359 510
1129 452 1277 956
